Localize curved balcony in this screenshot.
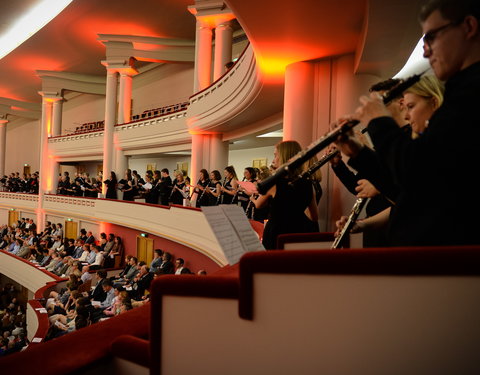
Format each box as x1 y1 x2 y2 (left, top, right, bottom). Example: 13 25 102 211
42 195 227 265
0 250 64 344
48 110 190 158
186 43 284 135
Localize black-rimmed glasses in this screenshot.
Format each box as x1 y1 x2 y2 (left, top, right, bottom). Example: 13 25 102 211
423 21 462 53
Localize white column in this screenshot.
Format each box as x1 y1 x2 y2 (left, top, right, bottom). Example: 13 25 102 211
102 70 118 194
193 21 213 92
115 148 128 178
52 99 63 136
0 120 7 177
213 22 233 81
37 97 53 230
283 62 316 148
118 73 133 124
190 134 205 189
209 133 229 173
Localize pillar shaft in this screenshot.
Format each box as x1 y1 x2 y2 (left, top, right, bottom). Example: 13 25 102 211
115 148 128 179
52 99 63 136
190 134 205 187
283 62 316 148
37 97 54 230
102 70 118 194
193 21 213 92
209 133 229 173
0 122 7 177
213 23 233 81
118 73 133 124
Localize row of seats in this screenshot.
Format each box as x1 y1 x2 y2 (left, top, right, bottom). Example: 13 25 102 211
73 121 105 134
131 101 189 121
63 102 190 136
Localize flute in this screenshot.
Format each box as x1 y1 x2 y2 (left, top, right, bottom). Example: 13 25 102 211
257 70 427 195
331 197 368 249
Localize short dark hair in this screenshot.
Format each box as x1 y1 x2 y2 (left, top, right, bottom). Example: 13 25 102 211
176 258 184 265
103 279 113 288
419 0 480 22
96 270 107 278
369 78 400 93
161 168 169 174
154 249 163 257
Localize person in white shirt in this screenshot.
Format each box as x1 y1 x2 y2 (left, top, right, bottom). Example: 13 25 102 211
174 258 185 275
90 246 104 270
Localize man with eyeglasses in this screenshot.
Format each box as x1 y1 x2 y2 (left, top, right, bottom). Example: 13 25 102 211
334 0 480 246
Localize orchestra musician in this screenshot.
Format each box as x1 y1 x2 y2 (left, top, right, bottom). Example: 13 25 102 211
251 140 319 249
334 0 480 246
193 169 210 208
204 170 222 206
169 172 189 205
219 166 239 204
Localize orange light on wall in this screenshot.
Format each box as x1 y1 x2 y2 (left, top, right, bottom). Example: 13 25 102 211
196 14 235 28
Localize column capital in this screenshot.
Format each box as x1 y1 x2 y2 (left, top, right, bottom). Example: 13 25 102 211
188 1 235 28
101 58 138 76
38 91 63 102
0 113 8 123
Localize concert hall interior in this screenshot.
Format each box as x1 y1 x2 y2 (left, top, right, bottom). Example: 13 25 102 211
0 0 479 374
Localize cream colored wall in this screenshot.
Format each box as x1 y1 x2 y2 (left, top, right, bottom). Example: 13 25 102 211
61 93 106 135
132 63 194 115
128 155 191 177
228 145 274 176
5 118 40 174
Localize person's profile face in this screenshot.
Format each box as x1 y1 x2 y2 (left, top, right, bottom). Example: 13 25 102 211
421 10 466 81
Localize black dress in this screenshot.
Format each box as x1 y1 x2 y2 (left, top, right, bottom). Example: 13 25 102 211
194 179 210 207
170 181 186 205
206 180 221 206
104 179 117 199
262 178 319 250
122 179 135 201
220 178 236 204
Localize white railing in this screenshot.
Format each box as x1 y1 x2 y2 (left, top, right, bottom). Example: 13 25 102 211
42 195 227 266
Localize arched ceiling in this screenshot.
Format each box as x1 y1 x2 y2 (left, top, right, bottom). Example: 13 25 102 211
0 0 196 106
226 0 424 81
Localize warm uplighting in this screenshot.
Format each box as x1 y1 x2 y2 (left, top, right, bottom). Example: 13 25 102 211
0 0 74 60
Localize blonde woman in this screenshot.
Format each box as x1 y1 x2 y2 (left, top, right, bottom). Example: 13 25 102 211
251 140 319 249
403 74 445 137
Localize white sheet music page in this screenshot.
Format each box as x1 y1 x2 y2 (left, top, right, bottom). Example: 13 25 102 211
202 205 264 265
220 205 265 252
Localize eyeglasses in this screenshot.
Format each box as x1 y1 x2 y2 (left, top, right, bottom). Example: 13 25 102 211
423 21 461 52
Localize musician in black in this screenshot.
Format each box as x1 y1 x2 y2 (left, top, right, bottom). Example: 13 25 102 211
118 169 134 201
204 170 222 206
335 0 480 246
237 167 257 212
252 140 319 249
219 166 238 204
193 169 210 207
158 169 172 206
169 172 188 205
103 171 118 199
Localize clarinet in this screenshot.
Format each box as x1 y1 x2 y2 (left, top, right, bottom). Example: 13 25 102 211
295 149 340 182
257 71 427 195
331 198 368 249
219 177 227 204
197 180 207 203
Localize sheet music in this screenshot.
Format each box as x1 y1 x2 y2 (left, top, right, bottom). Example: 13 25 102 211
237 180 257 195
143 182 152 190
203 205 264 265
32 337 42 343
